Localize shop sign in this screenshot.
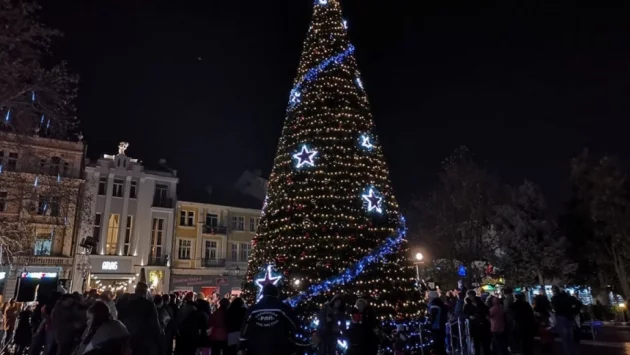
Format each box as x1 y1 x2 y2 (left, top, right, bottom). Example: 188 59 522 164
21 272 57 279
216 277 228 286
102 261 118 270
90 258 132 273
171 275 216 287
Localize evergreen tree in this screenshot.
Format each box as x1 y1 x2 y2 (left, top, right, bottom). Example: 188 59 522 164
243 0 421 345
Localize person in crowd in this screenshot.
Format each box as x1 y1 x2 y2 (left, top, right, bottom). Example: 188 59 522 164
349 298 379 355
3 298 19 348
534 288 551 319
489 297 507 355
176 292 208 355
162 294 176 355
72 301 129 355
225 297 247 355
118 282 163 355
239 284 306 355
428 291 447 355
465 289 491 355
316 295 346 355
551 285 580 355
510 293 536 355
13 303 32 355
51 293 87 355
196 293 212 318
502 287 515 351
99 291 117 320
208 298 230 355
154 295 172 334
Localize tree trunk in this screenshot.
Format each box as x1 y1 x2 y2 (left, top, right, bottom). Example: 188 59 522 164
596 269 610 306
537 270 544 287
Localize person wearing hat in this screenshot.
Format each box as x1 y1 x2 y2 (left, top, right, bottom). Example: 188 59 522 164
239 284 305 355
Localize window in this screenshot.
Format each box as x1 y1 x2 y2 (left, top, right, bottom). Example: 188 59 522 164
63 162 70 176
231 243 238 261
0 191 7 212
93 213 102 240
129 181 137 199
249 217 260 232
106 214 120 255
239 243 251 261
98 178 107 195
124 216 133 256
151 218 164 258
50 157 61 175
6 153 17 171
33 229 52 256
155 184 168 200
113 179 124 197
37 196 47 215
205 213 218 227
231 216 244 231
39 159 46 173
49 197 60 217
179 210 195 227
205 240 217 260
178 239 192 260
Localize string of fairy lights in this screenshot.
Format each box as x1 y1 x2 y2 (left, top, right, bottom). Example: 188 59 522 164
243 0 425 351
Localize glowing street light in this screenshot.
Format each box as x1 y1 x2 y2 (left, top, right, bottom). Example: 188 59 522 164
415 252 424 262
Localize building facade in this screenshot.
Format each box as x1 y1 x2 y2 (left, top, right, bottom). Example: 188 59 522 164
0 132 85 298
71 143 178 294
171 200 260 296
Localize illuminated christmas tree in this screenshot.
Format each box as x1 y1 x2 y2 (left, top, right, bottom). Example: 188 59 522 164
243 0 423 350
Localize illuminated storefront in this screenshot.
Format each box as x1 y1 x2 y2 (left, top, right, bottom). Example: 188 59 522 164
88 257 137 293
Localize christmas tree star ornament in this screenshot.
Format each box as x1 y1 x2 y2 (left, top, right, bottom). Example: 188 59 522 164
360 135 373 149
293 145 318 168
255 265 282 299
362 188 383 213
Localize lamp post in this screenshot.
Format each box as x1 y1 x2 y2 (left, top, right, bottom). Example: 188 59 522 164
414 252 424 283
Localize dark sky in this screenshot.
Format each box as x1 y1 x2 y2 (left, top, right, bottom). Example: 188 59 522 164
43 0 630 212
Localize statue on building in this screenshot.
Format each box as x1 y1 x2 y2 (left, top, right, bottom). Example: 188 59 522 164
118 142 129 155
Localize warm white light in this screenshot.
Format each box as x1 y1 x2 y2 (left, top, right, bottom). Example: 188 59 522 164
415 252 424 261
294 279 301 286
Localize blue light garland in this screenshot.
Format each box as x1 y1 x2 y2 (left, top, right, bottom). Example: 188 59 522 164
288 45 355 110
286 224 406 307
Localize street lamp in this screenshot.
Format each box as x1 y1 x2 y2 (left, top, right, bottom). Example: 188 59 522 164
415 252 424 262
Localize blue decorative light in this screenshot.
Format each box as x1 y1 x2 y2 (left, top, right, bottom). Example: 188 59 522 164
34 176 39 187
288 45 355 110
318 0 328 4
356 78 364 90
57 173 61 183
360 134 373 150
255 264 282 301
40 115 45 125
362 187 383 213
0 164 3 174
286 224 405 307
31 91 36 102
46 119 50 129
343 19 348 29
4 110 10 122
458 265 467 277
293 145 318 168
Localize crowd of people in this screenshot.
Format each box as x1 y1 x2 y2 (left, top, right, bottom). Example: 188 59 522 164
0 279 588 355
0 281 253 355
0 281 393 355
426 284 584 355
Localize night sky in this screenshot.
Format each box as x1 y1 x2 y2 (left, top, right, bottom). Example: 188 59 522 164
43 0 630 212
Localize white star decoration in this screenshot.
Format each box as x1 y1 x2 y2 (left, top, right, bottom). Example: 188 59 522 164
293 145 318 168
255 265 281 299
362 188 383 213
360 135 373 149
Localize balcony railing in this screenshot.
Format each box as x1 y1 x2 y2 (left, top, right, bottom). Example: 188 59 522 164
202 258 226 268
148 255 168 266
14 255 73 266
202 225 228 235
152 196 173 208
